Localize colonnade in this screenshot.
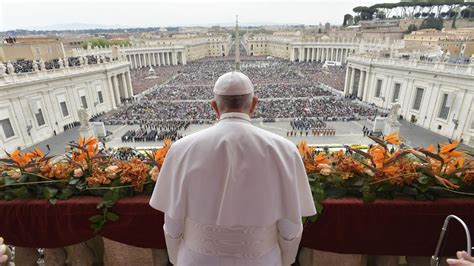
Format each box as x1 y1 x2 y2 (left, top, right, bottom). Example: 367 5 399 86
294 47 356 63
344 66 370 101
126 51 184 69
108 71 133 108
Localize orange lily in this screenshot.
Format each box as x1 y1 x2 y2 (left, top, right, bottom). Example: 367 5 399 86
385 132 401 145
10 150 34 168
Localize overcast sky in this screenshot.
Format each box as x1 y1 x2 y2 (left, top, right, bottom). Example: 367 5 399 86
0 0 398 31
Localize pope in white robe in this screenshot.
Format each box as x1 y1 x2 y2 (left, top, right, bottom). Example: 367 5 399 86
150 71 316 266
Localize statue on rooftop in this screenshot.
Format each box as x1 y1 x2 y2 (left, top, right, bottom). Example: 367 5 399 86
32 61 39 71
39 59 46 71
58 58 64 68
0 62 6 76
6 61 14 74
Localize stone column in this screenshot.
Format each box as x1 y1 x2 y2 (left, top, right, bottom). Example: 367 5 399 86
299 48 304 62
151 53 156 66
344 67 351 95
349 67 356 95
362 71 371 101
126 71 134 97
358 70 365 99
121 73 129 99
316 48 320 61
181 51 187 65
108 76 117 108
173 51 178 65
112 75 121 105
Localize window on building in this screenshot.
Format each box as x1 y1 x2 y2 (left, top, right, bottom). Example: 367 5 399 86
392 83 401 102
81 96 88 109
375 79 382 98
412 87 424 111
60 102 69 117
97 91 104 104
35 108 45 126
47 47 52 53
0 118 15 139
438 93 450 120
35 47 40 55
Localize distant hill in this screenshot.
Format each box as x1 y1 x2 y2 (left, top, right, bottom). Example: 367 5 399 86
30 23 131 31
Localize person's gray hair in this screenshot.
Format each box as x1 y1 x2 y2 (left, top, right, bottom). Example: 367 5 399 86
214 93 254 112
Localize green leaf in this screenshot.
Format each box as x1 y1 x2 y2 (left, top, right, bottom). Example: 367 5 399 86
104 190 119 203
49 198 57 205
18 175 29 183
3 177 16 186
25 174 40 182
325 187 347 199
68 179 79 185
57 189 73 200
106 212 120 222
417 175 430 185
43 186 58 199
88 215 104 223
12 186 29 198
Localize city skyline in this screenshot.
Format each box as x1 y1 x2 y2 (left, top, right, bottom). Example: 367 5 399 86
0 0 398 31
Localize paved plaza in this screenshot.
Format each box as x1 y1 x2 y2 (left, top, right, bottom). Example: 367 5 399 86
27 117 473 156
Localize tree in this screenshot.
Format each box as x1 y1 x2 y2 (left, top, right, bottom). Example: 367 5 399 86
461 7 474 19
343 14 353 27
406 24 418 34
419 17 444 30
81 38 130 49
376 10 386 19
354 15 361 24
353 6 377 21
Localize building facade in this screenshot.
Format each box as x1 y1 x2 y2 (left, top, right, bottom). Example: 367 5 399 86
243 33 403 64
70 33 233 68
344 55 474 146
0 37 66 62
0 58 132 155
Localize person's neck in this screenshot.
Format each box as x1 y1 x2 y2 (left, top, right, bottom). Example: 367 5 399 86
219 112 251 121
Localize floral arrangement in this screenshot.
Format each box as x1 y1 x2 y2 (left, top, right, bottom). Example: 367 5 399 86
298 132 474 221
0 133 473 229
0 137 170 232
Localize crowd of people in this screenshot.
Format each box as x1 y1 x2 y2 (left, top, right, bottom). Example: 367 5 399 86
130 65 181 95
99 57 380 127
2 55 108 74
120 121 189 142
297 62 346 92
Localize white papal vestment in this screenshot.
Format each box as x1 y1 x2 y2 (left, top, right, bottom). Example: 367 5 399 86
150 112 316 266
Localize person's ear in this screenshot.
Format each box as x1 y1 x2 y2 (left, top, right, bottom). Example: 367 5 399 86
211 99 220 119
249 96 258 115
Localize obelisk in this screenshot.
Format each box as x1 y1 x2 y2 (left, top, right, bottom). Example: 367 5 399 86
235 15 241 71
